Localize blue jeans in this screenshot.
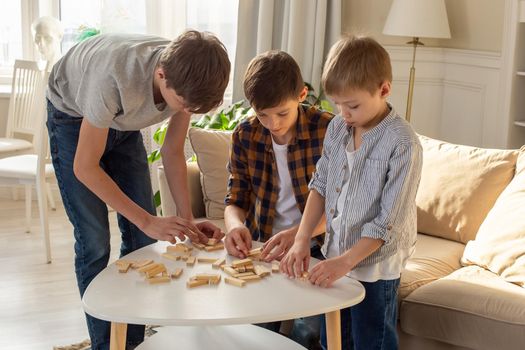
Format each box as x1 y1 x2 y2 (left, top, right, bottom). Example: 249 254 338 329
321 278 400 350
47 101 156 350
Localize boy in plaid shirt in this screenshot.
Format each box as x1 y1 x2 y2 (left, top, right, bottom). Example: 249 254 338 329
224 50 333 348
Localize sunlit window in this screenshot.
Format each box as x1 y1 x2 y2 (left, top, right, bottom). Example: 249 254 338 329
0 1 22 70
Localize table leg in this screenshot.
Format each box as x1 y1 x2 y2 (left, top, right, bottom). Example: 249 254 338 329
325 310 341 350
110 322 127 350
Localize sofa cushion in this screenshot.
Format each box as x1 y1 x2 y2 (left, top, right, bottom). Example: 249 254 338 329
401 266 525 350
399 233 464 300
416 135 518 244
461 146 525 287
188 128 232 219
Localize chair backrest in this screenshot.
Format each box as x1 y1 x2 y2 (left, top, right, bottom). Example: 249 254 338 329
6 60 45 141
36 72 51 179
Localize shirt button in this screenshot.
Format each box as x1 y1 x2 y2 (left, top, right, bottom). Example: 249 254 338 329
330 209 335 214
387 225 393 230
343 165 347 169
336 187 341 193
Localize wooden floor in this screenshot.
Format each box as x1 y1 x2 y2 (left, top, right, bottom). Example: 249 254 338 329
0 194 122 350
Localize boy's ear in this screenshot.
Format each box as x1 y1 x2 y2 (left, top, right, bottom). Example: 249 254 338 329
156 67 166 80
380 81 391 98
298 85 308 102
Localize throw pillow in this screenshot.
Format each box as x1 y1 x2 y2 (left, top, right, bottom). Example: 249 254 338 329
461 146 525 287
416 135 518 243
188 128 232 219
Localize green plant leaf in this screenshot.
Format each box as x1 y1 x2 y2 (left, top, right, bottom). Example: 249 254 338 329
147 149 161 164
153 121 169 146
206 112 223 129
320 99 334 113
153 190 161 208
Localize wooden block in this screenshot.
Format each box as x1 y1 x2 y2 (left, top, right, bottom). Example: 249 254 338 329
238 274 262 282
197 257 218 263
186 256 196 266
245 264 255 272
247 247 263 256
192 242 206 250
147 276 171 284
171 268 183 279
138 263 161 274
161 252 181 261
225 276 246 287
131 259 154 269
234 272 255 278
181 254 191 261
232 258 253 268
186 279 208 288
116 261 132 273
167 243 192 254
204 242 225 252
254 265 271 277
146 264 167 278
206 238 218 246
194 273 221 284
237 266 246 273
272 261 280 273
223 266 238 276
212 258 226 269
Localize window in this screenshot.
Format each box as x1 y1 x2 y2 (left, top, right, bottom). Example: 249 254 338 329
59 0 147 53
0 1 23 69
1 0 238 104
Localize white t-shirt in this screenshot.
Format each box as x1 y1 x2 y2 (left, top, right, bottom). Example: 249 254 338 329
271 138 302 235
325 132 414 282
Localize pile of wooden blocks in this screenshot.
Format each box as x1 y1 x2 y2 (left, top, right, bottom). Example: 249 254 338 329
115 259 183 284
115 241 282 288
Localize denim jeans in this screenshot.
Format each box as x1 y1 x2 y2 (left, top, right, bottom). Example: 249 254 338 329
320 278 400 350
47 101 156 350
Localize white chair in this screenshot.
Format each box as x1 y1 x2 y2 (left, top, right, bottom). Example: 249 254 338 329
1 60 56 228
0 71 54 263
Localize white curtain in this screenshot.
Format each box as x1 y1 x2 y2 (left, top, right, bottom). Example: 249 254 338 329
232 0 342 102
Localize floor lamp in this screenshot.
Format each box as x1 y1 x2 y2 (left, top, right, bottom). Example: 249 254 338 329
383 0 451 123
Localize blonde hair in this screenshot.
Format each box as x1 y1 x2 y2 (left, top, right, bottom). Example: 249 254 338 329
322 34 392 96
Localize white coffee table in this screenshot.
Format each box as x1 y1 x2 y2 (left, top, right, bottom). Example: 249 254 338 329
82 241 365 350
135 324 307 350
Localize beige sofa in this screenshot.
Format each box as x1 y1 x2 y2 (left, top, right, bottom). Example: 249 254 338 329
158 128 525 350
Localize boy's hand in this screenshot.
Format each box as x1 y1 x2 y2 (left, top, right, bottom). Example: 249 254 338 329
261 228 296 262
225 226 252 258
309 255 353 288
280 237 310 278
195 220 225 241
141 215 206 243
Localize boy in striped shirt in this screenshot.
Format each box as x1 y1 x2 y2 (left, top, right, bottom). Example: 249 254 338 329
282 35 423 349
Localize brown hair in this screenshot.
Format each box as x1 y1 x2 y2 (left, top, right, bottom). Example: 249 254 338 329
243 50 304 110
322 34 392 96
159 30 231 113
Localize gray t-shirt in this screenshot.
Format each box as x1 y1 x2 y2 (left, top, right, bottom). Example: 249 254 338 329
47 33 175 131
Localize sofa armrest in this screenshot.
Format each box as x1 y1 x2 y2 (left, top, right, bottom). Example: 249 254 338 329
157 162 206 218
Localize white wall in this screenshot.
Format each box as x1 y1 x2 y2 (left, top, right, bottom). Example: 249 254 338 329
343 0 510 148
387 46 504 148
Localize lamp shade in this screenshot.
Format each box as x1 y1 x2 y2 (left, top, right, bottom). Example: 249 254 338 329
383 0 451 39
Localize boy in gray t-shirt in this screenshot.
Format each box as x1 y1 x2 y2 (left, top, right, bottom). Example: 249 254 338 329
46 30 230 350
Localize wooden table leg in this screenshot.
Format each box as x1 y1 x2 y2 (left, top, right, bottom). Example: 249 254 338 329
325 310 342 350
110 322 127 350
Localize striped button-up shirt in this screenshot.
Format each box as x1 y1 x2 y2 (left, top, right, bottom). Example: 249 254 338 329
225 105 333 241
310 106 422 266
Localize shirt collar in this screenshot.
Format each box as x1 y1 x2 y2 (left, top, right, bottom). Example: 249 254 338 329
253 105 312 151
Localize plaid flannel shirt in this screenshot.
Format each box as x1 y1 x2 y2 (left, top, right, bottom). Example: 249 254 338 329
225 105 333 241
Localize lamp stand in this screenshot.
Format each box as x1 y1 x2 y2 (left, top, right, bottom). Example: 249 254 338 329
405 37 424 123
